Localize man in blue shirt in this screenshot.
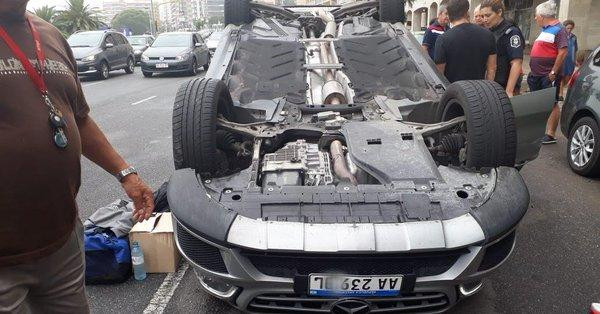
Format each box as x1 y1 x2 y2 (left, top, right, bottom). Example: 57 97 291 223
421 4 449 60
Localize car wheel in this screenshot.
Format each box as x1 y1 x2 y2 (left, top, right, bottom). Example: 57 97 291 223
142 71 153 78
438 80 517 169
98 61 109 80
567 117 600 177
172 78 233 177
224 0 252 26
125 57 134 74
379 0 406 24
189 59 198 76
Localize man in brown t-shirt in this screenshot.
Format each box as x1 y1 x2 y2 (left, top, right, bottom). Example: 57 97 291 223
0 1 155 312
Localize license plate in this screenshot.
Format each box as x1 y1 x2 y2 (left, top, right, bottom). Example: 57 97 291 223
309 274 402 297
156 63 169 69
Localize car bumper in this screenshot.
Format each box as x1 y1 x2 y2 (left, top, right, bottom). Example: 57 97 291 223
76 61 99 75
140 59 193 73
174 217 517 313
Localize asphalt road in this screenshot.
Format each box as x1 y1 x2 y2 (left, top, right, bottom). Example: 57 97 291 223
78 69 600 314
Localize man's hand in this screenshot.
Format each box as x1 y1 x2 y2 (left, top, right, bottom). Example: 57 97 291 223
548 72 557 82
122 174 155 222
506 90 514 97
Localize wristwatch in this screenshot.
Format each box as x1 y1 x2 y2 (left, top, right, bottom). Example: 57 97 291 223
550 70 556 75
116 166 138 182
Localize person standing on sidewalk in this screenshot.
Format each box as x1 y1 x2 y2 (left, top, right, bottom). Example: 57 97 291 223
559 20 578 100
434 0 497 83
527 0 568 144
481 0 525 97
0 1 155 313
421 4 449 60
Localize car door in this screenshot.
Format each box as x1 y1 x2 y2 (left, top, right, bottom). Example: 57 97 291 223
511 89 556 166
193 34 208 66
116 34 130 67
104 34 119 68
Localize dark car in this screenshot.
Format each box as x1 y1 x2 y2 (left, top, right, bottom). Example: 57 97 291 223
166 1 555 313
560 46 600 177
127 35 155 64
68 30 135 80
140 32 210 77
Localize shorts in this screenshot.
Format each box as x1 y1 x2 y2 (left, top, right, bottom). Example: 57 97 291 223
527 74 561 101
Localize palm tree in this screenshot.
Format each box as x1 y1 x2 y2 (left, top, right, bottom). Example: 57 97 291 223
33 5 58 23
54 0 102 34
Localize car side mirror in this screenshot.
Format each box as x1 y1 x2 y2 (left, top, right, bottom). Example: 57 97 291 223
106 43 114 48
195 42 202 47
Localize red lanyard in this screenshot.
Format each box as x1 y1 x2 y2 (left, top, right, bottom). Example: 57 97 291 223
0 17 48 95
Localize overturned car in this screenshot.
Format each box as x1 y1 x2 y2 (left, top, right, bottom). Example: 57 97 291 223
167 0 555 312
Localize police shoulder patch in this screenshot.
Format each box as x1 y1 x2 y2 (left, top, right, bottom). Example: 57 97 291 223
510 35 521 48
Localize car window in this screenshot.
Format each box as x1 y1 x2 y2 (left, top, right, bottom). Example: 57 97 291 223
113 34 124 45
105 35 115 46
594 50 600 67
152 34 192 47
196 35 204 44
118 34 129 45
148 37 154 45
67 32 104 47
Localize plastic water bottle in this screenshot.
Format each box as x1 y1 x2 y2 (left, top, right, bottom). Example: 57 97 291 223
131 242 147 281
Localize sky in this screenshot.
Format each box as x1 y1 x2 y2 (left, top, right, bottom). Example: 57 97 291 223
27 0 92 10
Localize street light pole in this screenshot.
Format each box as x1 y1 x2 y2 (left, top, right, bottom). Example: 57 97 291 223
149 0 155 35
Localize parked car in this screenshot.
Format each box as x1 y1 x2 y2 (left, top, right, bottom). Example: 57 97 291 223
68 30 135 80
205 31 224 56
127 35 155 64
560 46 600 177
140 32 210 77
167 1 555 313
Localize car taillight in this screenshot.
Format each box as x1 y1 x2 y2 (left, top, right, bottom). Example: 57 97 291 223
569 68 580 88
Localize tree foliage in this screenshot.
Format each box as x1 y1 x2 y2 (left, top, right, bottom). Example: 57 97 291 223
34 5 58 23
194 19 206 31
54 0 102 34
111 9 151 35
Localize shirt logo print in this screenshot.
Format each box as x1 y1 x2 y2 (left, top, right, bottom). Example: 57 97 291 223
510 35 521 48
0 57 72 77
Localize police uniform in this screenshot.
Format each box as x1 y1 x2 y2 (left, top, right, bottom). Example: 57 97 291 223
490 19 525 89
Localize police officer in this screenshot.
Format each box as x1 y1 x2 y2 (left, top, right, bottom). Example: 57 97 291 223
481 0 525 97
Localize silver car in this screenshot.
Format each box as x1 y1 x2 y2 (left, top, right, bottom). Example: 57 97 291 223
167 0 555 312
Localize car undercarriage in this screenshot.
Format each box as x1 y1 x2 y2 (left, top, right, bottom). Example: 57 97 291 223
166 1 555 313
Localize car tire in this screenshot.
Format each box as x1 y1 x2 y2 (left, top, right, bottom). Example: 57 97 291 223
125 57 134 74
224 0 252 26
379 0 406 24
98 61 109 80
172 78 233 177
438 80 517 169
142 71 153 77
567 117 600 177
188 58 198 76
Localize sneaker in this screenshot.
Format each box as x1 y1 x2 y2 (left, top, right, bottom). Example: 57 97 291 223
542 135 557 145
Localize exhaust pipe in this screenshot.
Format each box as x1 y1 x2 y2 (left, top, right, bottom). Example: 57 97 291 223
330 140 358 185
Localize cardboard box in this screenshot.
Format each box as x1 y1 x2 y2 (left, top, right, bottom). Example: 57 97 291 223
129 213 180 273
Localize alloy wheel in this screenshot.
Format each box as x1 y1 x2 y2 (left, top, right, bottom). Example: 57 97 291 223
570 124 595 167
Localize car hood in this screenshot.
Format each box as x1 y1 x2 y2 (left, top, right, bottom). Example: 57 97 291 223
71 47 101 59
143 47 190 58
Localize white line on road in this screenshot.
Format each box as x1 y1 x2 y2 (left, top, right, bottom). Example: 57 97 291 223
82 81 104 87
143 262 189 314
131 96 157 106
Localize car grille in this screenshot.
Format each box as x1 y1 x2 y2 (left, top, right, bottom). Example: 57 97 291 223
149 57 176 60
478 231 515 272
247 292 450 313
241 250 465 278
176 224 228 274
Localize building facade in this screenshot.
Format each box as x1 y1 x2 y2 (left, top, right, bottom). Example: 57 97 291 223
100 0 153 24
406 0 599 51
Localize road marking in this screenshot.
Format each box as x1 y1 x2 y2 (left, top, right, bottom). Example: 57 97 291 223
82 81 104 87
143 262 189 314
131 95 157 106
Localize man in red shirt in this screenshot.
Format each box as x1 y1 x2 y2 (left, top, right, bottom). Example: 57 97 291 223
0 1 155 312
527 0 568 144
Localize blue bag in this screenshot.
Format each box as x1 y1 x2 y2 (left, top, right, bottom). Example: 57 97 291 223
84 230 132 284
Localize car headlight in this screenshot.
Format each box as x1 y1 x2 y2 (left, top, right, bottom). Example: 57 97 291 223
82 54 96 62
141 55 149 61
176 53 189 61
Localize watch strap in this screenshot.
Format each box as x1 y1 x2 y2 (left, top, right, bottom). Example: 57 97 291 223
116 166 137 182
